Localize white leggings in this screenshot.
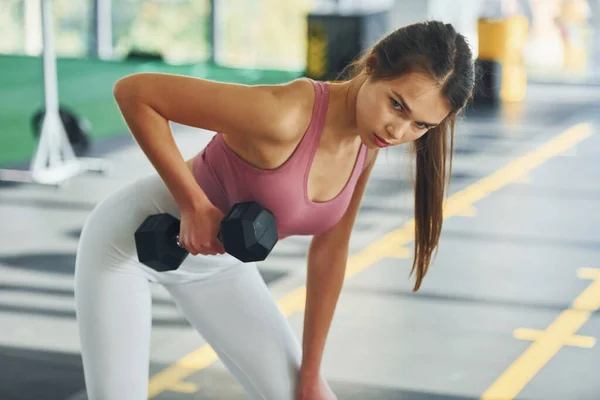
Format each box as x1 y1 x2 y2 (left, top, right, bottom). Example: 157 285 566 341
74 173 303 399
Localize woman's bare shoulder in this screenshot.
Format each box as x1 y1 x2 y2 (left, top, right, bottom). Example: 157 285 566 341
270 77 318 142
113 73 316 144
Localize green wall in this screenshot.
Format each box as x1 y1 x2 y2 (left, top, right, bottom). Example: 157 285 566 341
0 55 302 166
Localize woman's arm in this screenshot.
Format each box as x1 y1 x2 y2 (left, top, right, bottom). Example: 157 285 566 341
112 91 206 212
112 73 294 212
300 149 378 381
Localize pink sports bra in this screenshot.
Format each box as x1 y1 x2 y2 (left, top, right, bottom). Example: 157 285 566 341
192 79 368 239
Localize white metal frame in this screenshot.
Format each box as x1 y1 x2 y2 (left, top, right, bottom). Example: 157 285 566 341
0 0 110 187
93 0 114 59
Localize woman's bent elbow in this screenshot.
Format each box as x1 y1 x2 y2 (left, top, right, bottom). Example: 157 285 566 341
113 74 142 104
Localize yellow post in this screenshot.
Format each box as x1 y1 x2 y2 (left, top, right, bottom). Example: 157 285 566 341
477 15 529 103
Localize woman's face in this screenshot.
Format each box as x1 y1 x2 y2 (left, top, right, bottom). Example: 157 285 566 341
355 71 451 149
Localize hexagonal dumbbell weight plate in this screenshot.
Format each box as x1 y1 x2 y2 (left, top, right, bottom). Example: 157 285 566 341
134 213 189 272
219 201 278 262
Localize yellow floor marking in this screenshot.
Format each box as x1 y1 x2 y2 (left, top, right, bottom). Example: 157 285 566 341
577 267 600 280
571 270 600 312
168 381 198 393
481 266 600 400
456 204 478 217
149 347 218 395
514 173 532 184
148 123 593 397
514 327 596 348
386 246 412 258
277 286 308 316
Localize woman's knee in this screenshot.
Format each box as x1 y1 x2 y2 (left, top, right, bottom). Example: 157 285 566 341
227 355 299 400
255 370 300 400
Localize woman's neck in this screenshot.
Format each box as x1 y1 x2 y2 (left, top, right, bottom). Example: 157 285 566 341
325 75 366 146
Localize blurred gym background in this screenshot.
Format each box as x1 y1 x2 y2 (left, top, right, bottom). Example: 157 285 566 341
1 0 598 168
2 1 600 399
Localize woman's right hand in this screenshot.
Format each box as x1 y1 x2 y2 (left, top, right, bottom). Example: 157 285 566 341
177 202 226 256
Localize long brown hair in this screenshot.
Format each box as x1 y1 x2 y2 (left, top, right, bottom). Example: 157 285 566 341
341 21 475 291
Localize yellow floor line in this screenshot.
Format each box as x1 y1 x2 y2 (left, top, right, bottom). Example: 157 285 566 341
481 267 600 400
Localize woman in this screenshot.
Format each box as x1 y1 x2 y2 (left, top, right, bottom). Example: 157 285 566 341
74 20 475 400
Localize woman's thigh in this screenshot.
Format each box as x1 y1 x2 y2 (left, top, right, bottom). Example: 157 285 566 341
163 260 302 400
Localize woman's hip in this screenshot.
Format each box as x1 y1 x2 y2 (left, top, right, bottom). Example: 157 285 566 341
75 173 246 283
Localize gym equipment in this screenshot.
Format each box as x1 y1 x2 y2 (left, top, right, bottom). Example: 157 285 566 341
473 15 528 106
0 0 109 186
135 201 278 272
126 49 164 61
473 59 503 106
306 5 389 81
32 106 91 157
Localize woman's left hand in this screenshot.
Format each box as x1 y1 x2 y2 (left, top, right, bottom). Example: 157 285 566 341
296 373 337 400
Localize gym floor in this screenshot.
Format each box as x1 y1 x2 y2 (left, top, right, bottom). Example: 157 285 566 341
1 82 600 400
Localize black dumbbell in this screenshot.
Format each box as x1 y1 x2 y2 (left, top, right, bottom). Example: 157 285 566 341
134 201 278 272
